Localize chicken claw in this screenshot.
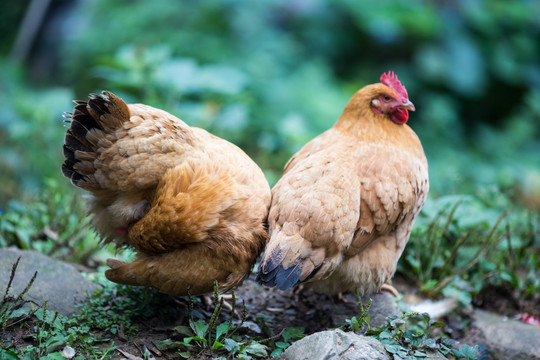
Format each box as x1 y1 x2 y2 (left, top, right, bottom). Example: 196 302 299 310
380 284 399 297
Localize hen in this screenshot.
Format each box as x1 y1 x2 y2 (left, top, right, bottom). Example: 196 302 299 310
62 91 271 296
256 72 428 295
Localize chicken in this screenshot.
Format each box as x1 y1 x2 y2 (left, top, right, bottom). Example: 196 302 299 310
256 72 428 296
61 91 271 296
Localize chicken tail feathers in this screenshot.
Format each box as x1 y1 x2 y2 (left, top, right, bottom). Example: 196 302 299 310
257 230 331 290
256 254 302 290
256 232 308 290
61 91 130 189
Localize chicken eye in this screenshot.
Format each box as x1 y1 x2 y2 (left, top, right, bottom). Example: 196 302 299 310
383 95 391 102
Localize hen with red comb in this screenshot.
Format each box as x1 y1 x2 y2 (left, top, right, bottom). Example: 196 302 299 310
257 72 428 297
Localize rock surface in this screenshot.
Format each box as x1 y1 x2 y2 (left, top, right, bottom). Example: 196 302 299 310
0 248 100 316
473 309 540 360
281 329 448 360
281 330 391 360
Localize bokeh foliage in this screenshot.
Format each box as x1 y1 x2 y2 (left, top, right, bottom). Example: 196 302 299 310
1 0 540 202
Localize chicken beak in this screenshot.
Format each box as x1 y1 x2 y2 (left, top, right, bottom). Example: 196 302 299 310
400 99 415 112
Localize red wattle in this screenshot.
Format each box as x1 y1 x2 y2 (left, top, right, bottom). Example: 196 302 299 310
391 108 408 124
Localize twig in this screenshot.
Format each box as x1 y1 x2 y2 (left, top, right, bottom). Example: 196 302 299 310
259 327 285 344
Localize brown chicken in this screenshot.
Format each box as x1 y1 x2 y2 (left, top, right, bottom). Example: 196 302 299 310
62 91 271 296
256 72 429 295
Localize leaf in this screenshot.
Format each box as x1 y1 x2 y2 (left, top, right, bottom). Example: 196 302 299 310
282 327 305 342
8 307 31 319
0 349 20 360
390 317 406 328
275 341 290 349
421 280 437 291
385 344 402 354
270 348 284 357
215 321 230 341
211 341 224 350
245 342 267 357
458 344 480 359
224 338 240 354
189 318 208 338
174 325 195 337
441 338 459 348
431 321 444 328
347 317 360 331
412 350 428 357
421 337 437 349
178 351 191 359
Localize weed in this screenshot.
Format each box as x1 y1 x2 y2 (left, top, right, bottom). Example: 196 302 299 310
157 281 306 359
0 258 117 359
339 293 372 334
341 301 476 359
0 179 110 266
158 281 269 359
400 195 515 304
1 258 39 346
266 327 306 357
368 312 479 360
340 294 480 360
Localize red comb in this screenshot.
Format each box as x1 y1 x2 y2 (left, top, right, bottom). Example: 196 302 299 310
380 71 408 99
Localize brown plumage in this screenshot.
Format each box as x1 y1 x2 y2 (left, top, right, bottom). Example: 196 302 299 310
256 72 429 295
62 91 271 295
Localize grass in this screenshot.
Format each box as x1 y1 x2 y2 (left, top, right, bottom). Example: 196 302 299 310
399 191 540 308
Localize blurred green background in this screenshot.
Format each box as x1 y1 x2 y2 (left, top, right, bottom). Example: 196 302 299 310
1 0 540 206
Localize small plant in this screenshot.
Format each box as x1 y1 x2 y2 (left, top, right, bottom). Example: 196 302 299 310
367 312 479 360
158 281 269 359
339 293 372 334
340 294 479 360
0 258 117 359
1 257 39 356
266 327 306 357
0 178 109 266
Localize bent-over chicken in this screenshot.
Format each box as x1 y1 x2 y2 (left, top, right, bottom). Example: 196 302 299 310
256 72 429 295
62 91 271 296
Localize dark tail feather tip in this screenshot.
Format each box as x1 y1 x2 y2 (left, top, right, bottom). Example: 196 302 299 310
256 262 302 291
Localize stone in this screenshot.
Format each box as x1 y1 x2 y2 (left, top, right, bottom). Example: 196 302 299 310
281 330 448 360
473 309 540 360
281 330 391 360
0 248 101 316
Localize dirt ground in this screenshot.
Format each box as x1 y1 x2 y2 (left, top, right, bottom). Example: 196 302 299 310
4 273 538 359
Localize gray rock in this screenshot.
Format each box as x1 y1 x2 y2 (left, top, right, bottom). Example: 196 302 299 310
473 309 540 360
281 330 391 360
331 292 401 328
0 248 100 316
281 330 448 360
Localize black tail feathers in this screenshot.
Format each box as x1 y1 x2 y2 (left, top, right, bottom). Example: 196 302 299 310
61 91 127 187
256 254 302 291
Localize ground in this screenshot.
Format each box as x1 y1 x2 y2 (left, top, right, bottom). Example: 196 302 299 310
3 271 539 359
